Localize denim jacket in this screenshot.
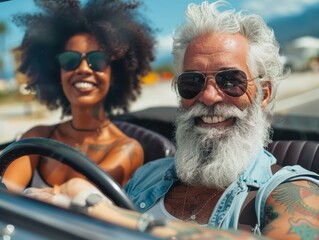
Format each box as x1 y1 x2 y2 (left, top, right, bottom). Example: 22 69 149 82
125 149 319 233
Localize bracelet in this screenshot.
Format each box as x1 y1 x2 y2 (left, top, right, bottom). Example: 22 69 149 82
85 193 103 212
72 187 102 206
70 192 104 213
136 213 166 233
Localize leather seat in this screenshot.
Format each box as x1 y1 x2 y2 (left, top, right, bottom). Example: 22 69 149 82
267 140 319 174
114 121 176 163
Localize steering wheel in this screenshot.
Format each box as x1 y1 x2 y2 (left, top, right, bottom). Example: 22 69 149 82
0 138 136 211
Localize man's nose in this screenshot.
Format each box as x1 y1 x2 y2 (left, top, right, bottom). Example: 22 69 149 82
197 79 224 105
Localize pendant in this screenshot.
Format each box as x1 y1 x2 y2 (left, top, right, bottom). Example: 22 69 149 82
190 215 196 220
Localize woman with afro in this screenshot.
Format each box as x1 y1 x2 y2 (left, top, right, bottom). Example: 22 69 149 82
3 0 155 190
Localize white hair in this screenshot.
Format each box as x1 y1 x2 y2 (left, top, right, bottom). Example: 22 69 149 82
172 0 286 114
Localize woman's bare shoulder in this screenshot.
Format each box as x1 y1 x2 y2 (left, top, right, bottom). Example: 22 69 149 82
20 124 59 139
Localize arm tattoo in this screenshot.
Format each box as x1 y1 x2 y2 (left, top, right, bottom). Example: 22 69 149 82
271 181 319 218
264 205 279 225
288 218 319 238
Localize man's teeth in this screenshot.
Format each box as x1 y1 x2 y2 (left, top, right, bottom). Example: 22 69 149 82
74 82 95 89
201 116 227 123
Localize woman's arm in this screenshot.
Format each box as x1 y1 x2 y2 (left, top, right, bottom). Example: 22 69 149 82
89 200 265 240
2 126 47 191
25 178 267 240
3 155 37 192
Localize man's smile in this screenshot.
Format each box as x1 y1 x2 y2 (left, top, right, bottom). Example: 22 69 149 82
195 115 235 127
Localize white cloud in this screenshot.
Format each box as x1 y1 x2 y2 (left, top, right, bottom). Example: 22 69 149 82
242 0 318 19
155 34 173 58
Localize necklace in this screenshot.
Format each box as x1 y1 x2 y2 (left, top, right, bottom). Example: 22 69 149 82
70 119 110 133
181 185 222 221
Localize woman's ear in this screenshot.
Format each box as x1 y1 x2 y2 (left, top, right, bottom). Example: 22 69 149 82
261 80 272 110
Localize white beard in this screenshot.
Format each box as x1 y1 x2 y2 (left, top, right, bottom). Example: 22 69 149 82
174 96 271 189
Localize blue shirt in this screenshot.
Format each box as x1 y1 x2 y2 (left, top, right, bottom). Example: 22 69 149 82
125 149 319 231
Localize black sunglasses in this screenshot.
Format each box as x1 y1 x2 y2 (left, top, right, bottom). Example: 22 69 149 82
57 51 110 72
177 69 260 99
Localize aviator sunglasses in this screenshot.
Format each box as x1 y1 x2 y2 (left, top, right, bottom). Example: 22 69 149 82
57 50 110 72
177 69 260 99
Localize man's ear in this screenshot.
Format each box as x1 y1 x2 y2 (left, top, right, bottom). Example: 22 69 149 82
261 80 272 110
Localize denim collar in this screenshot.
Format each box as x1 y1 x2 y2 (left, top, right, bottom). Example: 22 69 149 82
239 149 276 188
163 161 178 181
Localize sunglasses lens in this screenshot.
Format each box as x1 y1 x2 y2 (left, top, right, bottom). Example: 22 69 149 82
86 52 109 71
57 51 81 71
215 70 247 97
177 72 206 99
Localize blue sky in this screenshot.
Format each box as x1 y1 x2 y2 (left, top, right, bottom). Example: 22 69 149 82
1 0 319 78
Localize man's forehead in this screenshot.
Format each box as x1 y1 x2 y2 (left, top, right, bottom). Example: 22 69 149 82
186 32 248 54
183 32 250 71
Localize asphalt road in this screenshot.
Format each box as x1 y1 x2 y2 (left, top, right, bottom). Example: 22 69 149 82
274 71 319 116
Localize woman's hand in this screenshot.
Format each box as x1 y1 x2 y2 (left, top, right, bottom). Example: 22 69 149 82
24 186 71 207
24 178 112 207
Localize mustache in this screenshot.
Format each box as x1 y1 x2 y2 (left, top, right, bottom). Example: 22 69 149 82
176 102 248 124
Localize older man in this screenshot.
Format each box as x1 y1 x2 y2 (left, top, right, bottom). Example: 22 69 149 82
124 1 319 239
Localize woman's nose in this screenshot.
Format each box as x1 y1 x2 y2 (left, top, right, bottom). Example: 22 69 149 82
76 58 93 74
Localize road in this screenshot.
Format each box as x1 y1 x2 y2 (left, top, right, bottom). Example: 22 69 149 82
0 71 319 143
274 71 319 116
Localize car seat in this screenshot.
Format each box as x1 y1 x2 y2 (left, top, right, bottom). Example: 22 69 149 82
114 121 176 163
267 140 319 174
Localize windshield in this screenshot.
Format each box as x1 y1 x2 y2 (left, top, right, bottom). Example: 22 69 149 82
0 0 319 144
